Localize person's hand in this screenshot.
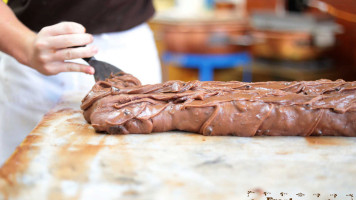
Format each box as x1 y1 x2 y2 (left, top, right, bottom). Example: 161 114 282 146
27 22 97 75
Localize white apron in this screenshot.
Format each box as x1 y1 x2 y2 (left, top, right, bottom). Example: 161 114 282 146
0 23 161 165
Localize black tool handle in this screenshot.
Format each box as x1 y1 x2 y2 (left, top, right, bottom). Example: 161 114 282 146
83 56 96 63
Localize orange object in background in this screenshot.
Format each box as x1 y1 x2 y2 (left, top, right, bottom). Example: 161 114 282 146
246 0 279 14
250 30 328 61
162 21 248 54
215 1 236 11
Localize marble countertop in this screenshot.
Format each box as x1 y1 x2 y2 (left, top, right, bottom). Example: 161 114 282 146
1 92 356 200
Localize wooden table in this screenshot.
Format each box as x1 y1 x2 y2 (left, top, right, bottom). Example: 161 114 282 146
1 92 356 200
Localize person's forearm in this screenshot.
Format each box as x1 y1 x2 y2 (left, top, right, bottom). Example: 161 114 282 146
0 2 36 65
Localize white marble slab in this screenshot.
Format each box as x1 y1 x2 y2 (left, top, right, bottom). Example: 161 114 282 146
1 92 355 200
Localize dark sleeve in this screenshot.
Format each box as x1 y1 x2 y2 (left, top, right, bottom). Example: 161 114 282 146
8 0 155 34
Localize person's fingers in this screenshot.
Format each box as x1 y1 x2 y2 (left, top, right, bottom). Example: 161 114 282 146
48 61 95 75
52 46 98 61
63 62 95 74
40 33 93 49
40 22 86 36
29 22 97 76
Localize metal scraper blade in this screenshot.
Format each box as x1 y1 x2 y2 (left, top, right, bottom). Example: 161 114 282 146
83 57 122 82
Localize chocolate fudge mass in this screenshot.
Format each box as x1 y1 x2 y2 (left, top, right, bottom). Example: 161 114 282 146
81 73 356 136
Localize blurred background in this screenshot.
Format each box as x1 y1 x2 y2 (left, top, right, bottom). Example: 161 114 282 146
149 0 356 82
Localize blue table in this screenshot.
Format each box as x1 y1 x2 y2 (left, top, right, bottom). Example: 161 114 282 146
162 51 252 82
